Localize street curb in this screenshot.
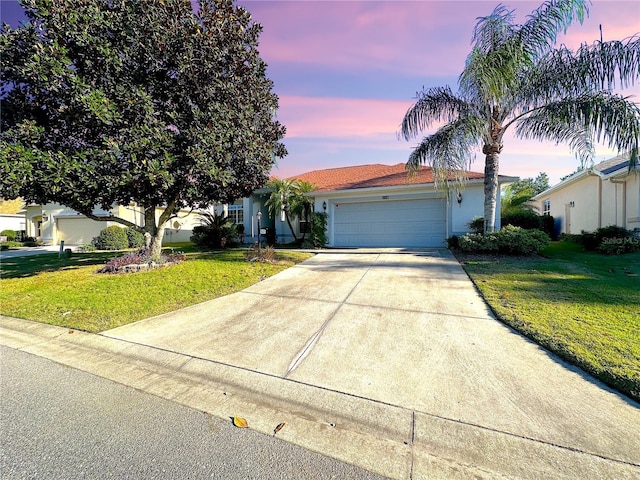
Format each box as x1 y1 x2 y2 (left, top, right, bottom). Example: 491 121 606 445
2 315 639 480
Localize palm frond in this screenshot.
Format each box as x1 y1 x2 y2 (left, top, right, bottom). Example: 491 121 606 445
406 116 483 187
518 0 589 59
471 5 518 53
515 92 640 166
400 87 475 140
519 37 640 108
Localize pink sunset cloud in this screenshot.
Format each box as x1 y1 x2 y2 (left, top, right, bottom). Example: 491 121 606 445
278 95 413 138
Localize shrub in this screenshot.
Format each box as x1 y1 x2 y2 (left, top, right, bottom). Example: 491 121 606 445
303 212 328 248
540 214 556 240
446 235 459 249
467 216 484 234
458 225 549 255
501 210 542 230
98 248 186 273
92 225 128 250
595 226 640 255
191 212 238 249
1 229 17 241
244 243 275 263
22 237 41 247
126 228 145 248
458 233 500 252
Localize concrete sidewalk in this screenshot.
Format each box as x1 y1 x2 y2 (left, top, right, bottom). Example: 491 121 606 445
1 250 639 479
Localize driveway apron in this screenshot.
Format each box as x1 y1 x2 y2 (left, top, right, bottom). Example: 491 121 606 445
104 249 640 476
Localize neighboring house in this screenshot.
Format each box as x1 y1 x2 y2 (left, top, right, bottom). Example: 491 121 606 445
242 163 516 248
531 153 640 235
0 199 26 238
24 203 205 246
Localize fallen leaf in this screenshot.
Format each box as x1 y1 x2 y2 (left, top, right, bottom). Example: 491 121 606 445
232 416 248 428
68 330 74 334
273 422 285 435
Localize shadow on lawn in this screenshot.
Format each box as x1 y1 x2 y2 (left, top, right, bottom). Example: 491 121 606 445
0 249 259 279
0 252 118 279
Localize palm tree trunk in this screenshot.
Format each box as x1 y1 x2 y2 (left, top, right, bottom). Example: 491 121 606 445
482 148 500 233
285 213 299 242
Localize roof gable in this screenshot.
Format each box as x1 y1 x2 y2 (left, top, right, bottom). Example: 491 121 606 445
286 163 485 192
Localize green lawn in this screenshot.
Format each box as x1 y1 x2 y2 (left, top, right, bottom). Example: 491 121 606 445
0 249 312 333
457 242 640 401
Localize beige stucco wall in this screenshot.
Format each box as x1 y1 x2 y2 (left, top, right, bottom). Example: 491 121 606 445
535 174 601 234
534 169 640 234
601 173 640 231
25 202 205 245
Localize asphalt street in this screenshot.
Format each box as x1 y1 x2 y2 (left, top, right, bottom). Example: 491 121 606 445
0 346 387 480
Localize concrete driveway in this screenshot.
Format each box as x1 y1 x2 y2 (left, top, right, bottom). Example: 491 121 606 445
100 249 640 479
2 249 638 478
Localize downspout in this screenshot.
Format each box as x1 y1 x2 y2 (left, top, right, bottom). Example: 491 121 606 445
587 169 604 228
609 178 627 228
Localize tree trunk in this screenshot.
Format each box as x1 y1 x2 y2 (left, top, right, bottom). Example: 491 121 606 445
482 145 501 234
148 228 165 259
143 207 165 259
285 213 299 242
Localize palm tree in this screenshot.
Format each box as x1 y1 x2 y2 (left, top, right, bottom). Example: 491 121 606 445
400 0 640 233
265 179 316 243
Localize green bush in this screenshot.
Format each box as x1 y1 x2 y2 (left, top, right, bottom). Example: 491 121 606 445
458 225 549 254
458 233 500 252
303 212 328 248
126 228 145 248
446 235 459 249
540 214 556 240
595 226 640 255
1 229 17 241
501 210 542 230
467 216 484 234
190 212 238 249
92 225 129 250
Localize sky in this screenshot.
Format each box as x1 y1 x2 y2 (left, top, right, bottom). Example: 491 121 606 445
2 0 639 185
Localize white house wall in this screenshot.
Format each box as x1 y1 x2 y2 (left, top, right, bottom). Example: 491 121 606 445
449 184 486 235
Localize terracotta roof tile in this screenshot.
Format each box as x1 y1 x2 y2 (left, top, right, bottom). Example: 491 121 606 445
285 163 485 192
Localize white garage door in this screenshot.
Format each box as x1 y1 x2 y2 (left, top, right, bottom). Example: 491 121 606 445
57 217 106 245
333 198 446 247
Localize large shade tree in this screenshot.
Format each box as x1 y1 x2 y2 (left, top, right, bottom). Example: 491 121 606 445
0 0 286 256
400 0 640 233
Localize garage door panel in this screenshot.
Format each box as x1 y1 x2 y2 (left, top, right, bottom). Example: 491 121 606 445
57 218 106 245
334 198 446 247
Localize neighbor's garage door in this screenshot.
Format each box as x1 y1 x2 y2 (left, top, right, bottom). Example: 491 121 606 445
333 198 446 247
57 217 105 245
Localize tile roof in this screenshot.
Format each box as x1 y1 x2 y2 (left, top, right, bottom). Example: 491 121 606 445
286 163 485 192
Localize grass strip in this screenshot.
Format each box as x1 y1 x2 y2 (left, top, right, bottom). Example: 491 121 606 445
0 249 312 333
457 242 640 401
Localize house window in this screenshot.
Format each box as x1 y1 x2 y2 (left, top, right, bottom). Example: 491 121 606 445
227 205 244 224
543 199 551 216
299 221 310 234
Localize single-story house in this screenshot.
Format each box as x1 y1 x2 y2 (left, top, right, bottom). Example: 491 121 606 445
26 163 516 248
531 153 639 235
245 163 516 248
24 203 205 246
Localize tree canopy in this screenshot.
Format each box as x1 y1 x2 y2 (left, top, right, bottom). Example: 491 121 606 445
0 0 286 255
400 0 640 233
502 172 550 213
